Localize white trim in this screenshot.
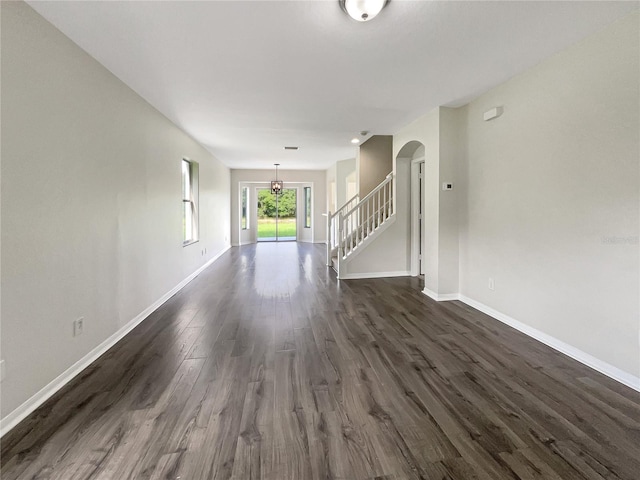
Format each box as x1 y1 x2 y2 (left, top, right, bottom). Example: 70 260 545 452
0 246 231 438
236 241 256 247
422 289 640 393
339 270 411 280
422 288 459 302
457 295 640 393
410 160 425 277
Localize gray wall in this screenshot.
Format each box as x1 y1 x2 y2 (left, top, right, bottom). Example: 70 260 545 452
358 136 393 198
326 163 337 213
367 11 639 383
459 12 639 378
336 158 357 207
1 2 230 421
343 158 412 277
393 108 443 292
230 169 327 245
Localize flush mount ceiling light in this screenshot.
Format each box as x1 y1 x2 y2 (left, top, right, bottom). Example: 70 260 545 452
339 0 389 22
351 131 369 144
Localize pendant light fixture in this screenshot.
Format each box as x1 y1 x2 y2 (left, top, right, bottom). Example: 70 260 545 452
271 163 283 195
339 0 389 22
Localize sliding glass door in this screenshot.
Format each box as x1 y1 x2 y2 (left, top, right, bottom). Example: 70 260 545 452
257 188 297 241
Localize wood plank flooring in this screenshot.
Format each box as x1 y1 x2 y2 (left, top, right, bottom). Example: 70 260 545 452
1 242 639 479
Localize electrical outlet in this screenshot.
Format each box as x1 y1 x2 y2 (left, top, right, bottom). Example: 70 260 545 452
73 317 84 337
0 359 6 382
488 278 495 291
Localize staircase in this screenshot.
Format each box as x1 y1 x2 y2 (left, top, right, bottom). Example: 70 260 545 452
326 173 395 278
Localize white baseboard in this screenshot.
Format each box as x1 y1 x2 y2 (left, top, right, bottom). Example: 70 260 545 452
235 241 325 246
339 270 411 280
0 246 230 438
421 290 639 393
457 295 640 393
422 288 459 302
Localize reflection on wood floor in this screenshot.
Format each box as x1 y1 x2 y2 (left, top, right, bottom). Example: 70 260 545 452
2 242 639 479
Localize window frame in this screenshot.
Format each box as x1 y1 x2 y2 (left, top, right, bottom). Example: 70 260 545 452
241 186 249 230
182 158 199 246
304 186 312 229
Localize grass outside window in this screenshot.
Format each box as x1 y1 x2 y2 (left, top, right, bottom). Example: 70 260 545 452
257 218 296 238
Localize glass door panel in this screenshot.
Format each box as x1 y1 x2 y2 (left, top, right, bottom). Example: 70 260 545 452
257 188 297 242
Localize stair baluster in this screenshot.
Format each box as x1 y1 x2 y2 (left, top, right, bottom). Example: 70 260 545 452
326 173 395 276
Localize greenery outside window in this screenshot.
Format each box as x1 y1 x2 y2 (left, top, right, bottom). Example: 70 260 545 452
182 158 199 245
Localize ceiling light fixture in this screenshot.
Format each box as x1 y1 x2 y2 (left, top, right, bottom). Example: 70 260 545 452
339 0 389 22
271 163 283 195
351 138 360 144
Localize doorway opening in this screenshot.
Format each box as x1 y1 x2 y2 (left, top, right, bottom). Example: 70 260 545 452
257 188 297 242
411 159 425 276
397 140 426 277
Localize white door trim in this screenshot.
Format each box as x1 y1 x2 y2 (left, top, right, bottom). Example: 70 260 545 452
410 160 425 276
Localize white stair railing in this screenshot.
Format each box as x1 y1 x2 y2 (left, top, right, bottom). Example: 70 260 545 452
327 173 395 273
326 193 359 266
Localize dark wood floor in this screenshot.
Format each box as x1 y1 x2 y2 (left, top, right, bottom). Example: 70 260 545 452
2 242 639 480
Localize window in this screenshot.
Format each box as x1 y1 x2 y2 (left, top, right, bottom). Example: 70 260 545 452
241 187 249 230
304 186 311 228
182 158 199 245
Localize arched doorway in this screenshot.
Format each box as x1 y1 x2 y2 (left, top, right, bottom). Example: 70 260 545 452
396 141 426 276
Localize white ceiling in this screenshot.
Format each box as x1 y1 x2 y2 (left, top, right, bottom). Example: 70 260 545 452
27 0 638 170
